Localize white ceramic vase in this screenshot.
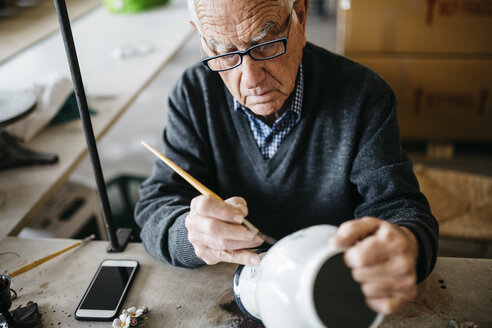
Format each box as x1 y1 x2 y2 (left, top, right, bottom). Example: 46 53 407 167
233 225 384 328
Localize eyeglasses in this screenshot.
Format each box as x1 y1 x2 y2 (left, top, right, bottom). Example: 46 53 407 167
201 8 293 72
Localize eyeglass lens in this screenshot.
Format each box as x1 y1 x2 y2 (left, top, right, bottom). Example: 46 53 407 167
207 40 286 71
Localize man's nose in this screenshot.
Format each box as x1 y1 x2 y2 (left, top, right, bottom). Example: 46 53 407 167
240 55 266 89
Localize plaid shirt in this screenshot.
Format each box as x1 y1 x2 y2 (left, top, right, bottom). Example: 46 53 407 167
234 63 304 159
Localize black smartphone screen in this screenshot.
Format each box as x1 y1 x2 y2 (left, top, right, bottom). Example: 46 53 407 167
79 266 134 310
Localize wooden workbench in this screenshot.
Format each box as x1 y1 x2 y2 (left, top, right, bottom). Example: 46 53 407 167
0 1 193 239
0 237 490 327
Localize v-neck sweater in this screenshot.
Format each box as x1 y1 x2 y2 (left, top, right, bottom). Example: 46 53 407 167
234 62 303 159
135 42 438 282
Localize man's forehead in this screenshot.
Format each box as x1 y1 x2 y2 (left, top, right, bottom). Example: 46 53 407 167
196 0 288 51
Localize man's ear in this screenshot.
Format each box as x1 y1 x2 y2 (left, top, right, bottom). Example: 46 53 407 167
294 0 309 34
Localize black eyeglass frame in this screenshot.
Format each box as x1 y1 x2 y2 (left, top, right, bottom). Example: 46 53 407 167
201 8 293 72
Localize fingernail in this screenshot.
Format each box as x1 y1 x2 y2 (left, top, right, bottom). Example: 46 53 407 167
245 232 261 241
233 214 244 224
249 256 260 266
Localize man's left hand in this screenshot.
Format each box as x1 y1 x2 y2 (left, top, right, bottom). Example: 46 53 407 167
331 217 419 314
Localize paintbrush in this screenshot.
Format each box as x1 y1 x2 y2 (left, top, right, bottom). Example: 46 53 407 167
9 234 95 278
141 140 277 245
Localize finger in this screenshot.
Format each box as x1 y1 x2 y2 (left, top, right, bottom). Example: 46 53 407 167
209 248 261 266
352 254 416 283
187 215 260 241
331 217 382 247
360 276 417 298
188 230 264 250
344 235 390 268
366 290 417 314
225 197 249 217
344 222 411 268
190 195 244 223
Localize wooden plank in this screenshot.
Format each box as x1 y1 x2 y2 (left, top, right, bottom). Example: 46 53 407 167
0 0 100 64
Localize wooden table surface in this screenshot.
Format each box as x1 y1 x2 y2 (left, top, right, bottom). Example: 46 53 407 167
0 237 490 327
0 1 193 239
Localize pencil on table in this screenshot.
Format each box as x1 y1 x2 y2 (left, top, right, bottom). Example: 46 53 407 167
9 234 95 278
141 140 277 245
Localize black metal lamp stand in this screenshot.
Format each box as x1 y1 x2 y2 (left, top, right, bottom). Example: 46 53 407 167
53 0 132 252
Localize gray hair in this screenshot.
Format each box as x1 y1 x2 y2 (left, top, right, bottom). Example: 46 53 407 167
187 0 295 35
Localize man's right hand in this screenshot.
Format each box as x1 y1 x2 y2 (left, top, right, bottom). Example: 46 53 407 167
185 195 263 266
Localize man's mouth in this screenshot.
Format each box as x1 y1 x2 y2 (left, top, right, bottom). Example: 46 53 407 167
247 90 276 103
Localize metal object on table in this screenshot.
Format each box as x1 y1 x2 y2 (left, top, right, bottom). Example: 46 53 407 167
0 275 15 327
0 90 58 171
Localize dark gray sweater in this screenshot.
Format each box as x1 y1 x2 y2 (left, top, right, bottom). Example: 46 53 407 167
135 42 438 281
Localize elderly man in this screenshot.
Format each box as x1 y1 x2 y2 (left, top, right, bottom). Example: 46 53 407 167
135 0 438 314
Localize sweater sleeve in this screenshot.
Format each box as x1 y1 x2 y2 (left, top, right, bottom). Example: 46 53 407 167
349 83 439 282
134 72 210 269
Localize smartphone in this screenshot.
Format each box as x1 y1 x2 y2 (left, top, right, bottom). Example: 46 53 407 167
74 259 139 321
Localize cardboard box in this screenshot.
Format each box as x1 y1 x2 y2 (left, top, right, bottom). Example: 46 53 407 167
350 56 492 140
337 0 492 55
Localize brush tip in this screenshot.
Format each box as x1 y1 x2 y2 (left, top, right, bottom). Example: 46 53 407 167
82 234 96 243
257 232 277 245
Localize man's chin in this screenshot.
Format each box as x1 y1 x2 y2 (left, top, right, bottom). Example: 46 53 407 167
247 102 284 118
